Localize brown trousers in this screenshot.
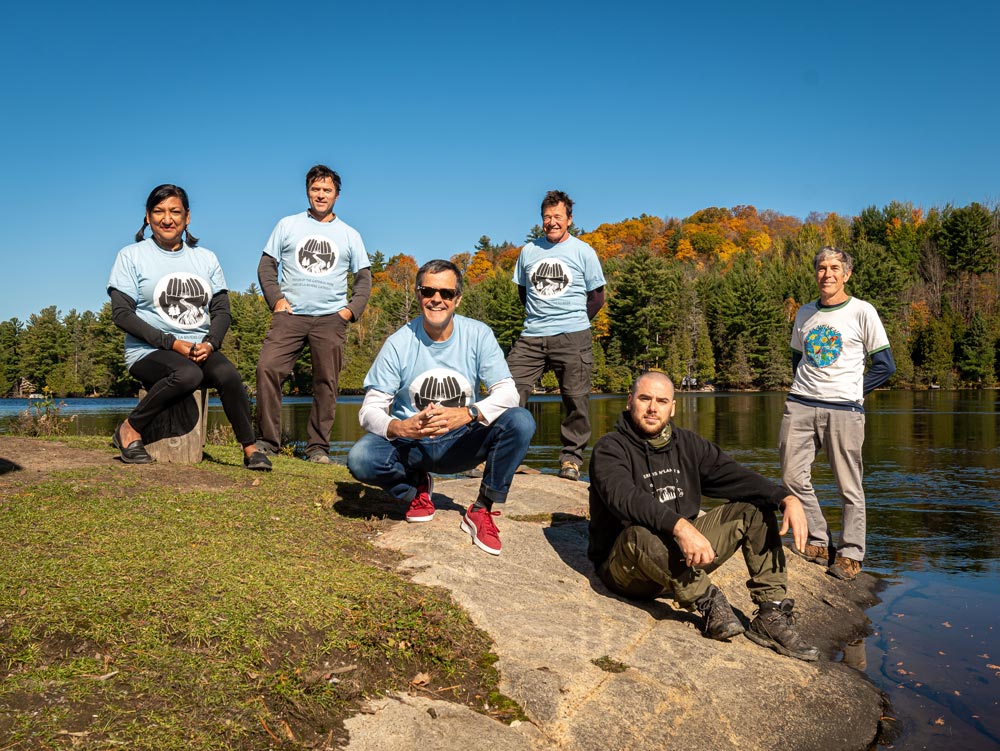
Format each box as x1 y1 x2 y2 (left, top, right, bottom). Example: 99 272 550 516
255 312 347 456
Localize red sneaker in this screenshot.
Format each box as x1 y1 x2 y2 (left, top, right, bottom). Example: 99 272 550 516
460 504 502 555
405 474 435 523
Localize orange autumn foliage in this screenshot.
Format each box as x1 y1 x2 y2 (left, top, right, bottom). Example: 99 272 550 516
675 238 697 263
384 253 418 289
465 251 494 285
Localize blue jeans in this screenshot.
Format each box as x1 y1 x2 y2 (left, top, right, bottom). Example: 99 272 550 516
347 407 535 505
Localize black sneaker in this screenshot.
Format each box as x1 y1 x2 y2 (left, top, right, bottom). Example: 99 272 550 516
745 599 819 662
244 451 272 472
695 585 745 641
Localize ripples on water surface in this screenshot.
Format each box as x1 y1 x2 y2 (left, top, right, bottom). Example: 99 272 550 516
2 390 998 748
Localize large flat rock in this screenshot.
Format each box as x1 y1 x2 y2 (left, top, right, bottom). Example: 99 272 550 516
343 474 882 751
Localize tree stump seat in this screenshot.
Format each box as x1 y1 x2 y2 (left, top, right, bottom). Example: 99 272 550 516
136 387 208 463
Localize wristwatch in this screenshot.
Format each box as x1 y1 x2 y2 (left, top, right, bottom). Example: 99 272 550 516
467 404 480 424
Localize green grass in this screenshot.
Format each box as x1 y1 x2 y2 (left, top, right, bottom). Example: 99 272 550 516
0 437 515 749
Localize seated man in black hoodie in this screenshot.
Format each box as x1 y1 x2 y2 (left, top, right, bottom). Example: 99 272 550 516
588 371 819 662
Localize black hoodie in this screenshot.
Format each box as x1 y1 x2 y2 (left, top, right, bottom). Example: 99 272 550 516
588 411 791 566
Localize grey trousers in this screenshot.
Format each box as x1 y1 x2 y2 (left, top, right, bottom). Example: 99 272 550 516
597 502 788 608
507 328 592 466
255 311 347 456
778 400 867 561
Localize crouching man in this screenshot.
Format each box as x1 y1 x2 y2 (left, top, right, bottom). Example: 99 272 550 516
347 260 535 556
588 371 819 661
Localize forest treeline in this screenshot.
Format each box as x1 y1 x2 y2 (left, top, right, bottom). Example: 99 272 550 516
2 200 998 398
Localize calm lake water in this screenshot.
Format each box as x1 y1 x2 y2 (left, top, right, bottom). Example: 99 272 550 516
2 390 998 750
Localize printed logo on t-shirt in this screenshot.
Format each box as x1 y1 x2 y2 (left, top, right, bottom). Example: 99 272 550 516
528 258 572 299
408 368 473 410
804 324 843 368
296 235 339 276
153 273 211 329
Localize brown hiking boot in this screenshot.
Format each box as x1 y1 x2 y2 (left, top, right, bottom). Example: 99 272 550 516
745 599 819 662
558 461 581 481
695 585 745 641
790 544 831 565
828 556 862 581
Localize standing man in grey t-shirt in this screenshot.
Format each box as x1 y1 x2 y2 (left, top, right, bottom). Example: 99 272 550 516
255 164 372 462
507 190 606 481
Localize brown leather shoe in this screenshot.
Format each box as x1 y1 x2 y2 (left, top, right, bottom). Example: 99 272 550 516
828 556 862 581
557 462 580 481
790 544 831 565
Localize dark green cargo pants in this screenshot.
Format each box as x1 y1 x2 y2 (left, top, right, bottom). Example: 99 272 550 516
597 501 787 608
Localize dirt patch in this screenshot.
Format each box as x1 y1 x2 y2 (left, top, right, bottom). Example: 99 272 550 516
0 436 243 496
0 436 107 477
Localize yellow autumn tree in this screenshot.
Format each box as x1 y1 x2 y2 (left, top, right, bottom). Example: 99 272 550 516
714 239 742 264
675 238 697 263
746 231 772 254
465 251 494 285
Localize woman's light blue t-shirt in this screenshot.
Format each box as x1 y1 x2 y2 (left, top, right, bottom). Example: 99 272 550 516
107 239 226 368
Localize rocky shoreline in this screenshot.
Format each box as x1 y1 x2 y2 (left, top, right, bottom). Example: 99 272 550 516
343 474 885 751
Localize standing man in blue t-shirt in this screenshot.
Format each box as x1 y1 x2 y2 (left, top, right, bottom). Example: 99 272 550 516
508 190 606 481
256 165 372 462
347 259 535 556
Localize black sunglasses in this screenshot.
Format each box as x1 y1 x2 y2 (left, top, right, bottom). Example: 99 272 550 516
417 286 459 301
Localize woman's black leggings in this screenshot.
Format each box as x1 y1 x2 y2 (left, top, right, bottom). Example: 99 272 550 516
128 350 254 446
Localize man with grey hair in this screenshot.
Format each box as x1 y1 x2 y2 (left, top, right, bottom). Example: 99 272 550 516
588 371 819 661
780 246 895 581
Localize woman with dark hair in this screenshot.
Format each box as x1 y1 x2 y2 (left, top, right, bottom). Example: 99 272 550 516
107 184 271 470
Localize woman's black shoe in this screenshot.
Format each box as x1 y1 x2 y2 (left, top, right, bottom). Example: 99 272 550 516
244 451 273 472
112 424 153 464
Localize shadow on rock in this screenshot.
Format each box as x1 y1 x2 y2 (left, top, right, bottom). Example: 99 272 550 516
542 520 704 630
333 481 465 521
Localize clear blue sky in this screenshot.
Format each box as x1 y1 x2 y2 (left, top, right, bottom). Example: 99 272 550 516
1 0 997 323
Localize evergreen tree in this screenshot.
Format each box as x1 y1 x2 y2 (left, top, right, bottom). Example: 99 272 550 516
694 315 716 385
225 285 272 386
708 255 785 384
848 238 909 315
19 306 68 391
459 269 523 353
602 338 633 393
939 203 996 274
913 318 955 386
720 334 753 389
0 318 23 396
608 250 681 371
884 320 914 386
92 302 133 396
956 313 995 386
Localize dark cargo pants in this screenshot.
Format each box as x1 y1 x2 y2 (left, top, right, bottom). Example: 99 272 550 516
597 502 788 608
506 328 592 466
